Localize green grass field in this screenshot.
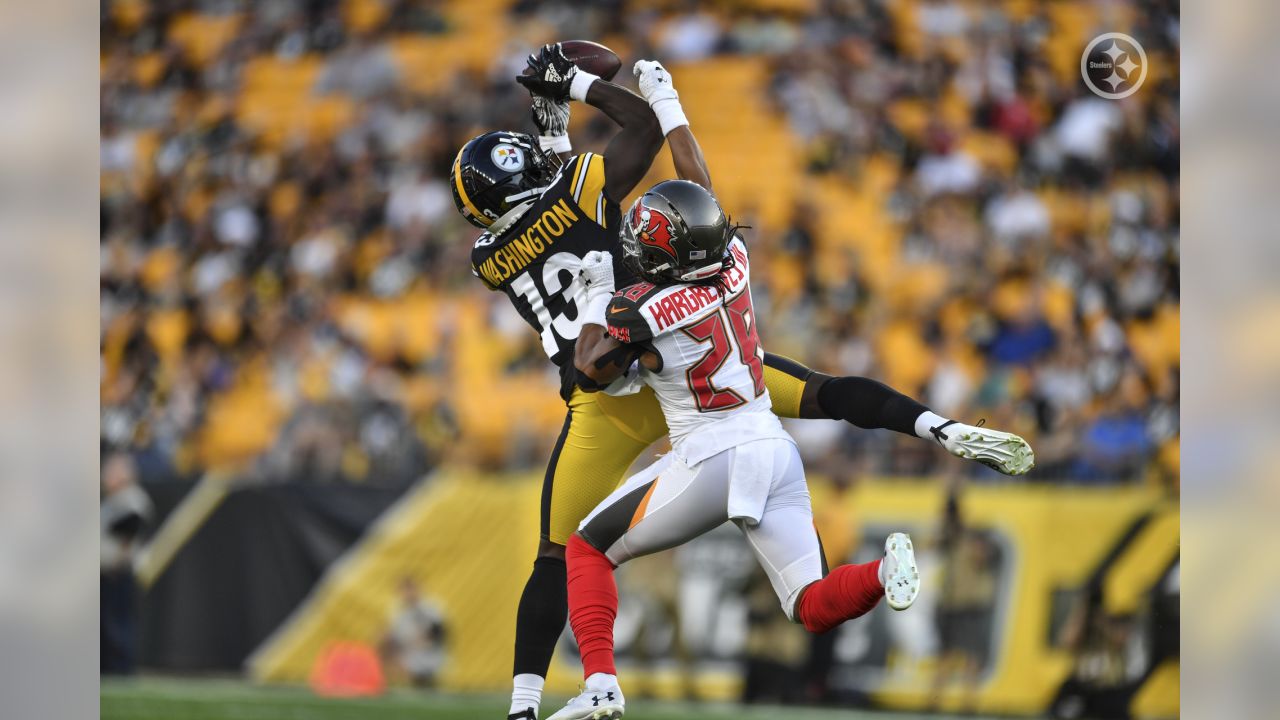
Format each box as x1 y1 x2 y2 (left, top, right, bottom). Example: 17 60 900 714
101 677 997 720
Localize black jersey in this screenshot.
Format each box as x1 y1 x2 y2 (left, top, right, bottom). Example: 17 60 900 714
470 153 630 386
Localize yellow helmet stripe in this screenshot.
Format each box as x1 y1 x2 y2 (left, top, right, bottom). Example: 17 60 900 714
452 146 493 227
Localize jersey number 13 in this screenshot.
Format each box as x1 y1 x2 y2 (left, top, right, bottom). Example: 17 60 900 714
509 252 582 358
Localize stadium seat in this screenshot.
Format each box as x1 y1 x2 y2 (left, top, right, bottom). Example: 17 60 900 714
168 13 244 67
196 362 287 470
342 0 391 33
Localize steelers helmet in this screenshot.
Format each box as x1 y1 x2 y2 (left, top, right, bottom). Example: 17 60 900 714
450 132 558 230
620 180 735 284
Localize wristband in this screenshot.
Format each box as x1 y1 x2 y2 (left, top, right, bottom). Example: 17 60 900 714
539 135 571 154
651 97 689 136
643 85 679 105
582 287 612 327
569 70 600 103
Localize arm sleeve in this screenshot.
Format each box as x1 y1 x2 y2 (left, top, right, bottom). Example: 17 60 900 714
569 152 615 229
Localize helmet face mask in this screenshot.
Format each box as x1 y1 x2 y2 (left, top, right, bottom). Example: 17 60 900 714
620 180 736 285
450 132 558 230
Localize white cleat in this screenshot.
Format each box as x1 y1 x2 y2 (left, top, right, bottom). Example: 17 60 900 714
930 420 1035 476
545 680 624 720
881 532 920 611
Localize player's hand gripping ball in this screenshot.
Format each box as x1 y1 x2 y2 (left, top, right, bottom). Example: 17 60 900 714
633 60 678 104
579 250 615 292
517 43 578 101
517 41 622 101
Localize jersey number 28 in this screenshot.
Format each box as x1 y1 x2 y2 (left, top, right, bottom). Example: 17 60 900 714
680 291 766 412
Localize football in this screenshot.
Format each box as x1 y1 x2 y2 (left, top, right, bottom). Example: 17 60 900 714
554 40 622 81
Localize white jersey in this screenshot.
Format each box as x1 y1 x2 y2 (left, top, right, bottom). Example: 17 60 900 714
605 237 792 464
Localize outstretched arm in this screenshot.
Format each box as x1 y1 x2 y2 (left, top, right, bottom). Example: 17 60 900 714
633 60 712 193
666 125 712 192
518 44 662 203
584 81 663 202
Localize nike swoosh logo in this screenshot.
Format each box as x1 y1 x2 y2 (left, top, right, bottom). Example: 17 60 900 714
609 307 628 314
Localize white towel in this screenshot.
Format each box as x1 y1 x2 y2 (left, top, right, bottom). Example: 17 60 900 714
726 440 778 526
603 361 645 396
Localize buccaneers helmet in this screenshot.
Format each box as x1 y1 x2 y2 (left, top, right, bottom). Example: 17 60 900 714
620 180 735 284
450 131 558 230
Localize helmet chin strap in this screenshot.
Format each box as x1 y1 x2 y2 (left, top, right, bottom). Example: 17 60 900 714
678 262 724 281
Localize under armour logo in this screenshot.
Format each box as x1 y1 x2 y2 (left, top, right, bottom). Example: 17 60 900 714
591 691 616 706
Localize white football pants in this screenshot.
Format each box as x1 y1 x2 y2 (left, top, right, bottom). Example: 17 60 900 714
577 439 824 619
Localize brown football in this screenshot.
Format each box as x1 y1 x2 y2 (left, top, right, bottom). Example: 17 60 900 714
525 40 621 81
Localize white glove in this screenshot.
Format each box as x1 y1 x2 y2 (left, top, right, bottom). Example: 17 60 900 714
579 250 615 292
579 250 615 326
633 60 687 135
633 60 679 105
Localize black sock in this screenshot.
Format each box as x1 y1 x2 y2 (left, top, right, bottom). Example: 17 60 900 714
815 376 929 437
512 555 568 678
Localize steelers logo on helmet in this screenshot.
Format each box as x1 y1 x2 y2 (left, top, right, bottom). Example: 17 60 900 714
630 202 678 261
490 143 525 172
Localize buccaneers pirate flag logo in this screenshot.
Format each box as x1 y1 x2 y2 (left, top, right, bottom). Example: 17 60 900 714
630 203 678 261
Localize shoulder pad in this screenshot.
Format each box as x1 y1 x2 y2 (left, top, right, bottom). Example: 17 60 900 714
470 233 501 289
567 152 612 228
605 282 661 344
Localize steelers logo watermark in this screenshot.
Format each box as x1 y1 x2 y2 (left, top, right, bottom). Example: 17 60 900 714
1081 32 1147 99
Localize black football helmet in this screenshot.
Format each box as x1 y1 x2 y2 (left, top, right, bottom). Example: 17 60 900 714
620 180 736 284
450 131 558 230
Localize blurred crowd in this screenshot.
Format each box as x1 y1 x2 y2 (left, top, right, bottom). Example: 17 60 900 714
100 0 1178 489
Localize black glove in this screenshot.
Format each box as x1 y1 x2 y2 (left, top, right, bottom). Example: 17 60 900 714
516 43 578 102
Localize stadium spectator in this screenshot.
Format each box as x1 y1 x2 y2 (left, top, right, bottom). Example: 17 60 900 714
315 33 401 99
1050 585 1147 720
804 457 864 704
741 568 808 706
930 487 998 713
380 577 448 688
656 6 724 62
100 452 153 675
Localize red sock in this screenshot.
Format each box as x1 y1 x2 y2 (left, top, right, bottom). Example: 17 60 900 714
565 534 618 678
796 559 884 634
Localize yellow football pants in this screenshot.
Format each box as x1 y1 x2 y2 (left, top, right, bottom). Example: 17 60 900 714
541 358 812 544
